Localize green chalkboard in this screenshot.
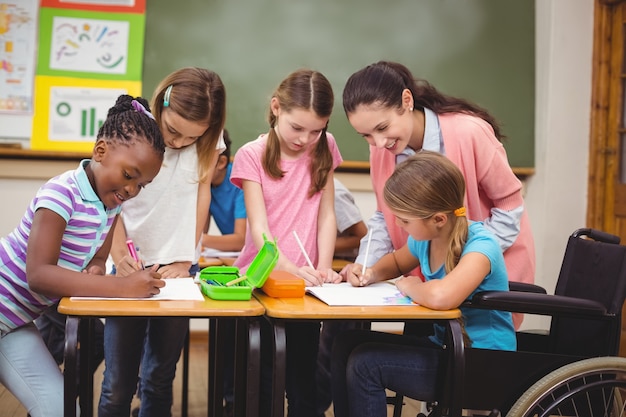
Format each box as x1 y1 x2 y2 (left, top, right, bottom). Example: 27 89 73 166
143 0 534 168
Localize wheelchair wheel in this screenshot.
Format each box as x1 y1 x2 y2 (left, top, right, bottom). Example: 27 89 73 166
506 356 626 417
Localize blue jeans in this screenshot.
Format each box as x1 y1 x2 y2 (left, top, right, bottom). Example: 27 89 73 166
98 316 189 417
0 321 64 417
98 263 197 417
331 330 442 417
315 320 367 416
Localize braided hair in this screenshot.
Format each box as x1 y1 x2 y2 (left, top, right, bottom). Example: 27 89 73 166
97 95 165 155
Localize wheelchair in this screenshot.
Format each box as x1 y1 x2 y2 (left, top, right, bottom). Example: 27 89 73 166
391 228 626 417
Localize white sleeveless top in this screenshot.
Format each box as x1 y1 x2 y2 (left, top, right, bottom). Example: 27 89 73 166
122 135 225 266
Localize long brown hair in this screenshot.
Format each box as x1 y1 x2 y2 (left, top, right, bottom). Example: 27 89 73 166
383 151 469 273
264 69 334 198
343 61 505 141
151 67 226 182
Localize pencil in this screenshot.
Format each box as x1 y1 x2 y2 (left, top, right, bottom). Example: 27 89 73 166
225 275 248 287
292 230 315 269
121 216 144 270
362 229 373 276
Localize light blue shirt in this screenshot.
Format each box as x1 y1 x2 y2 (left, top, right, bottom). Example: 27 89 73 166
408 222 516 350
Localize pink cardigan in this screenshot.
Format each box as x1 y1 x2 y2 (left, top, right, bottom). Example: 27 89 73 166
370 113 536 287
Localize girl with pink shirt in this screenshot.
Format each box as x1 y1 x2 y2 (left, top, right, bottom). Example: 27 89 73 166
231 68 342 417
341 61 535 329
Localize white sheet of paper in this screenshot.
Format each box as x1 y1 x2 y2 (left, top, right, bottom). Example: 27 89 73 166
305 282 415 306
201 248 241 258
70 277 205 301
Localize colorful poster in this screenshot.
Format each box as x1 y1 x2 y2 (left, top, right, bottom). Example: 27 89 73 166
50 16 130 74
0 0 38 114
31 75 141 152
37 7 144 80
40 0 145 14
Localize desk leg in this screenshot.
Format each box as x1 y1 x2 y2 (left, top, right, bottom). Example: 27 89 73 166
444 319 465 417
208 318 227 417
64 317 95 417
269 318 286 417
243 318 261 417
64 317 79 417
78 318 94 417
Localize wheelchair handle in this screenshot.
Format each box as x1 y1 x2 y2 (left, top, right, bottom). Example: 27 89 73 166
572 228 621 244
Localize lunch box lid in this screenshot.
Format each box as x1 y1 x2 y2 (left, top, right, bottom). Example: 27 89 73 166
245 236 279 288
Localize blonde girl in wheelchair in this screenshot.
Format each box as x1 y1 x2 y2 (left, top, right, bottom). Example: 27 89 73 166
331 151 515 417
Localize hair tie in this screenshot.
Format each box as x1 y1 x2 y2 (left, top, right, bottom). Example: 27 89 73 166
131 100 155 120
454 207 466 217
163 85 173 107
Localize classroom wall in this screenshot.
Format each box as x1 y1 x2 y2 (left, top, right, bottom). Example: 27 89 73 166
0 0 593 332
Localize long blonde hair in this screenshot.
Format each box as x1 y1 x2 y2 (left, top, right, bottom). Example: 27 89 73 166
264 69 334 198
383 151 469 273
151 67 226 183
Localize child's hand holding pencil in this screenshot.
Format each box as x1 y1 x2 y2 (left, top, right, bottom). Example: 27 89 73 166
292 230 324 286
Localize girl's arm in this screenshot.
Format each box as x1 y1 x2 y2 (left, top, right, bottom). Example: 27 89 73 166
395 251 490 310
316 173 337 271
316 174 341 283
335 221 368 255
202 218 247 251
26 208 163 298
350 244 419 287
108 215 143 276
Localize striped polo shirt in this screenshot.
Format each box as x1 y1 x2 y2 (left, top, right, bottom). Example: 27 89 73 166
0 160 121 330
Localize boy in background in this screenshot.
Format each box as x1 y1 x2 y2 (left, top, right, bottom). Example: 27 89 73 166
202 129 247 252
333 178 368 260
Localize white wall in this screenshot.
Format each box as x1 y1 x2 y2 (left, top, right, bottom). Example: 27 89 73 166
521 0 594 330
0 0 595 332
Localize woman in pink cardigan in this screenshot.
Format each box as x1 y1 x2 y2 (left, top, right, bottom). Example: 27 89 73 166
341 61 535 329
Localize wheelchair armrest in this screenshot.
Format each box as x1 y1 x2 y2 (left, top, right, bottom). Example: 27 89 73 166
509 282 547 294
467 291 608 318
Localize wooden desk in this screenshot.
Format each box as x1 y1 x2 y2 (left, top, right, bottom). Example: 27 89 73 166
198 257 224 268
253 291 464 417
331 258 350 272
59 296 265 417
198 257 237 268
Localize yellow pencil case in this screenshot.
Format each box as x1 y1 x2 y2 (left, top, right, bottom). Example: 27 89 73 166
199 237 278 301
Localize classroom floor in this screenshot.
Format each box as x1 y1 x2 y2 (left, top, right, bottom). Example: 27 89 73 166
1 331 424 417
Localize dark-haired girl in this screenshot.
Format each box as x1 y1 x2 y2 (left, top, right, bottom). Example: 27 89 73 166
0 95 165 417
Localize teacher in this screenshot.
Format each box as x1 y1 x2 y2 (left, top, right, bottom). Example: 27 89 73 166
340 61 535 329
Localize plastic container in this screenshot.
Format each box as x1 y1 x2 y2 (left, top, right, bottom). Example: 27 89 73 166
261 270 305 298
199 237 278 300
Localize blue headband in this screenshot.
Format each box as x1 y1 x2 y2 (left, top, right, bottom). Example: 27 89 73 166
163 85 173 107
131 99 155 120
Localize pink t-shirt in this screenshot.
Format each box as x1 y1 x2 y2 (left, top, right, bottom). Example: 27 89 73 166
231 133 343 271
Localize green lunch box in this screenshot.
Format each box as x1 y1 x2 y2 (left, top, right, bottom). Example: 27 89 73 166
199 237 278 300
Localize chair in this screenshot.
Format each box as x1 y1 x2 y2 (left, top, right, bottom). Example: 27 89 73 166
400 228 626 417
